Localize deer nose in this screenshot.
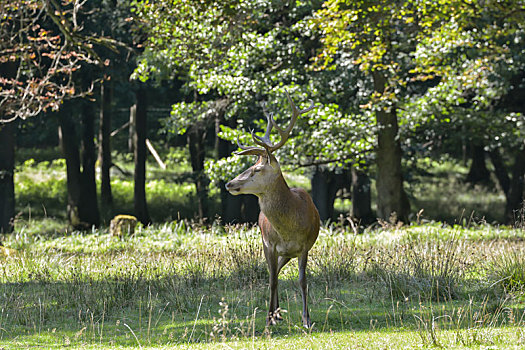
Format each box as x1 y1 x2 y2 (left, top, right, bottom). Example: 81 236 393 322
225 181 233 190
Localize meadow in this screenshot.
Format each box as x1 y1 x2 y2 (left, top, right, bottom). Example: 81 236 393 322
1 156 524 349
1 221 524 349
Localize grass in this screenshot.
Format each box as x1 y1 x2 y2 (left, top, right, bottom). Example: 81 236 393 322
14 153 214 223
1 222 524 349
407 157 507 223
6 153 525 348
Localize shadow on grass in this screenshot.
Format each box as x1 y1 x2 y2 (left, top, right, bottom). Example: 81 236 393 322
0 272 521 348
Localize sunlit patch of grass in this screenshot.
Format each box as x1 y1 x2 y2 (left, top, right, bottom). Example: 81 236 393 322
489 246 525 294
13 158 214 223
407 159 506 224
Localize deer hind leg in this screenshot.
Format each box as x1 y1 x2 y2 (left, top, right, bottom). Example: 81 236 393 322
271 256 291 322
298 252 311 328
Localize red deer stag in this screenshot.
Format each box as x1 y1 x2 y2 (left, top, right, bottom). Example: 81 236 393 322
225 91 319 328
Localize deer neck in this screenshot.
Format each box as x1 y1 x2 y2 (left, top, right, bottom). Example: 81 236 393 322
257 173 293 221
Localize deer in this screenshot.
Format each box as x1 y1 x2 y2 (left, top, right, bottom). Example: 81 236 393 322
225 90 320 328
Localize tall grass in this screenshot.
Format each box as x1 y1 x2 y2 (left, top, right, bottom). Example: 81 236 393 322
369 237 467 301
489 246 525 294
1 222 524 348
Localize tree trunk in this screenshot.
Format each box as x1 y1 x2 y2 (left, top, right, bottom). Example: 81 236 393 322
488 148 510 195
241 195 259 222
0 61 17 233
311 168 333 221
505 147 525 224
311 167 350 222
188 125 208 220
351 167 374 225
80 100 100 227
133 87 151 224
466 144 491 184
373 71 410 222
58 102 100 229
0 121 15 233
311 168 329 221
215 116 242 223
58 106 84 228
98 81 113 220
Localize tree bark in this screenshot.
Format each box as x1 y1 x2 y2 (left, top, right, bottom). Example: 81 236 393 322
311 168 331 221
0 121 15 233
188 125 209 220
98 81 113 220
0 61 17 233
466 144 491 184
58 106 84 228
488 148 510 195
311 167 351 222
373 71 410 222
351 167 374 225
133 87 151 224
311 167 340 222
58 102 100 229
129 104 136 154
241 195 259 223
80 100 100 227
505 147 525 224
215 116 242 223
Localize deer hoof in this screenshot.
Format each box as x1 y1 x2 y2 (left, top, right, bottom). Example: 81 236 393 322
302 316 312 329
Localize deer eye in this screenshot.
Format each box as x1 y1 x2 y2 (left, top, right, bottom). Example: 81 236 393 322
253 167 262 173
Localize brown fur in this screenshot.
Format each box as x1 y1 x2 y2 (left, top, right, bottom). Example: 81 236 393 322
225 91 319 327
255 168 320 328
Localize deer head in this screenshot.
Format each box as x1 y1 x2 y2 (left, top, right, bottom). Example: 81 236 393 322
225 90 316 196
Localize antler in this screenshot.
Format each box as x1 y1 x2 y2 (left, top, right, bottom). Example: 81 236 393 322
237 90 316 155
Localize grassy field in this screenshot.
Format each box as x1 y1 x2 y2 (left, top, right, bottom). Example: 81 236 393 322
1 221 524 349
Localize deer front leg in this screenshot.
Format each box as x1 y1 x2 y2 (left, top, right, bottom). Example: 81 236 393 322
298 252 311 328
264 248 280 326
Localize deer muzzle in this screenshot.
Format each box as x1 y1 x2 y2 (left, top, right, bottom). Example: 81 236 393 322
225 180 241 194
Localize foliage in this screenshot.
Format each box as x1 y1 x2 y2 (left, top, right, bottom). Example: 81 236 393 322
131 0 377 186
0 0 108 121
403 2 525 153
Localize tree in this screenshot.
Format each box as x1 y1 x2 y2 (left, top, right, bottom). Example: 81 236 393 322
0 121 15 233
133 0 376 222
0 0 103 231
58 99 100 228
313 1 465 221
133 84 151 224
405 0 525 223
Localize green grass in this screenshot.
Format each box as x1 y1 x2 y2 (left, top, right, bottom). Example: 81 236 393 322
14 154 214 223
6 154 525 348
407 158 507 223
1 222 524 349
